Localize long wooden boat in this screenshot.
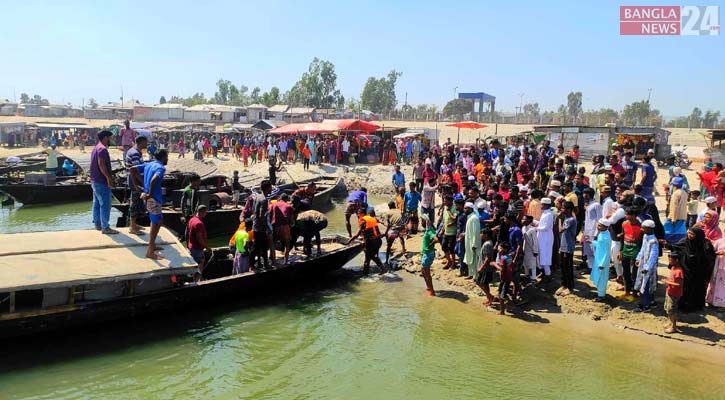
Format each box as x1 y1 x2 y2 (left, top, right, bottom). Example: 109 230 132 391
112 176 344 237
0 181 92 204
0 228 363 339
0 156 89 205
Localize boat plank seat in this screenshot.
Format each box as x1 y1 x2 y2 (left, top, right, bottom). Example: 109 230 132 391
0 228 197 292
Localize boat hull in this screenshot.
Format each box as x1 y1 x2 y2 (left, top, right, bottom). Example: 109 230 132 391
0 183 92 205
0 238 363 339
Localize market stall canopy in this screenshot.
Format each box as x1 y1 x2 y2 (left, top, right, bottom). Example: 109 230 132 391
446 122 488 129
268 119 379 135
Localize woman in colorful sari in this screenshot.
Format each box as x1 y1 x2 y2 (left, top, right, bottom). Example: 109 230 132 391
701 209 723 242
707 237 725 308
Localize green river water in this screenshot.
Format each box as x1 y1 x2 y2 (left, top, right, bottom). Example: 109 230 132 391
0 196 724 399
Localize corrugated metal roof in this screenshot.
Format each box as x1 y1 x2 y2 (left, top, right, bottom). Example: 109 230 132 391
246 104 268 109
285 107 315 114
267 104 289 113
185 104 242 112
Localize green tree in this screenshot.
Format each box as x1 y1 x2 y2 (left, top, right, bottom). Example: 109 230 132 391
360 70 402 113
622 100 651 125
523 102 540 117
87 98 98 108
159 96 167 104
443 99 472 119
690 107 703 127
260 87 281 107
169 95 184 104
183 93 208 107
567 92 582 120
703 110 721 128
20 93 30 104
250 87 261 104
286 58 343 108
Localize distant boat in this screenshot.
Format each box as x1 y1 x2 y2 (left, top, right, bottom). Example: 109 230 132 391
0 228 363 339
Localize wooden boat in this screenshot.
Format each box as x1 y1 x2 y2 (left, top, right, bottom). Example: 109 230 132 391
0 228 363 339
0 156 89 205
0 181 92 204
113 176 344 237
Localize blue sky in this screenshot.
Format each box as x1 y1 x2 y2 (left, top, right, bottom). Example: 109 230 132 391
0 0 722 116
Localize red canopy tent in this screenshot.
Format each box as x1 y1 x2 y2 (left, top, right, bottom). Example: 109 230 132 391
268 119 379 135
446 121 488 145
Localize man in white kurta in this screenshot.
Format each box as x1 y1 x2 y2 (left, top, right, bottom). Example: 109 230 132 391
522 215 539 280
463 202 481 280
535 198 555 277
582 188 603 270
601 186 617 219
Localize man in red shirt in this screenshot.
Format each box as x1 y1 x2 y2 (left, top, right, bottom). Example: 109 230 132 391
270 194 294 265
187 205 211 281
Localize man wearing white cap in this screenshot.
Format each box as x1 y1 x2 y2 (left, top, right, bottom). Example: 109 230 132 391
582 187 602 271
591 218 612 301
463 202 481 280
634 219 659 311
534 197 555 280
697 196 718 223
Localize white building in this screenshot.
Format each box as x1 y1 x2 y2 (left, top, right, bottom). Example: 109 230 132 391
246 104 267 123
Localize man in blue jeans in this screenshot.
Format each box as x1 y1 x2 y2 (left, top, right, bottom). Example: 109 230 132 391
90 130 118 234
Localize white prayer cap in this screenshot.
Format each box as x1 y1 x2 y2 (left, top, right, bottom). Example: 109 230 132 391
642 220 655 228
597 218 611 227
519 185 529 192
468 175 476 181
464 202 475 209
475 199 485 209
550 180 562 187
672 166 682 175
647 148 655 154
541 198 552 205
548 191 561 198
706 196 717 204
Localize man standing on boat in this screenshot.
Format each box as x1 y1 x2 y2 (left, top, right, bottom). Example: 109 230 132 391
140 150 169 259
251 180 273 270
180 174 201 241
120 120 136 160
126 136 148 236
44 144 59 175
188 205 212 281
90 130 118 235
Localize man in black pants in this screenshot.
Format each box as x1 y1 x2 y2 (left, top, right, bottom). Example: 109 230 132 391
557 201 577 297
250 180 273 270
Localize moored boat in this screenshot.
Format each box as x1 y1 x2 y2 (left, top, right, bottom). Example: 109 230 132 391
0 156 92 205
0 228 363 339
113 176 344 237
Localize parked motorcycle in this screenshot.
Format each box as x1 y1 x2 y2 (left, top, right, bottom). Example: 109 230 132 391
658 146 692 169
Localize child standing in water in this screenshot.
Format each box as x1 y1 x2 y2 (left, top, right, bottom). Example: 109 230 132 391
491 241 513 315
420 215 437 296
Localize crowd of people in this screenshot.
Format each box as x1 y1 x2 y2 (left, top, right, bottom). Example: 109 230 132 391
84 123 725 333
339 137 724 331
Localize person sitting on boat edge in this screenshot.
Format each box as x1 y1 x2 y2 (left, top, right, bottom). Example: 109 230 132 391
231 218 253 275
348 207 386 275
139 149 169 259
